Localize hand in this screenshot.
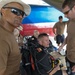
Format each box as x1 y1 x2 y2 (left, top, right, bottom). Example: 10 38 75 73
54 35 56 40
58 45 63 52
72 65 75 72
49 65 60 75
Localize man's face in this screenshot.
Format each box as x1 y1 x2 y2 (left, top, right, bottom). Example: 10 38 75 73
40 36 50 47
34 31 39 38
1 2 25 28
59 18 63 22
62 5 75 19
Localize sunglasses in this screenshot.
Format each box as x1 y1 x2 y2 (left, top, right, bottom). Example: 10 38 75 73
2 7 27 17
64 5 74 15
64 9 71 14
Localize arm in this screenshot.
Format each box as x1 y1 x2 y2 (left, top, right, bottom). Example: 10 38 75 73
72 66 75 72
49 65 60 75
0 40 9 75
53 24 57 35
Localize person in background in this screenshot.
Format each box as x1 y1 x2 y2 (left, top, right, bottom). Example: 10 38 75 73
28 30 39 46
21 30 39 75
0 0 31 75
58 0 75 75
53 16 67 46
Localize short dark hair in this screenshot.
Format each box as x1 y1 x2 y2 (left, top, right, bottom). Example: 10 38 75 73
59 16 63 19
62 0 75 9
38 33 48 39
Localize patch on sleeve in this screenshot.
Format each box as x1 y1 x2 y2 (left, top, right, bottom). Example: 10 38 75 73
37 48 42 52
32 38 34 40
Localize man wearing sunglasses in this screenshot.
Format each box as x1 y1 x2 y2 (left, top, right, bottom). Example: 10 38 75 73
58 0 75 75
0 0 31 75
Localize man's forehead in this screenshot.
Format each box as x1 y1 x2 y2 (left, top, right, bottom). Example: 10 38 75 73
62 6 70 12
63 6 70 10
3 2 24 11
3 2 23 7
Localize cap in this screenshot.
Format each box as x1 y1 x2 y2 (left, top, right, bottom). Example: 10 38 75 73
0 0 31 16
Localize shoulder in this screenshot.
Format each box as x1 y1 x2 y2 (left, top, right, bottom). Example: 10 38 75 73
0 26 14 41
54 22 59 27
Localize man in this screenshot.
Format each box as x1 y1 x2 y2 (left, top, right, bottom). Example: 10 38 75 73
30 33 63 75
58 0 75 75
53 16 66 46
0 0 31 75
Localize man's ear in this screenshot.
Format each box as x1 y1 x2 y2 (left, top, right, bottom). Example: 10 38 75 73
1 8 6 16
1 8 3 15
38 40 42 45
73 5 75 10
0 8 2 16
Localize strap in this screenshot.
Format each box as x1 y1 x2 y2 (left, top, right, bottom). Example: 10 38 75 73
30 54 35 70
